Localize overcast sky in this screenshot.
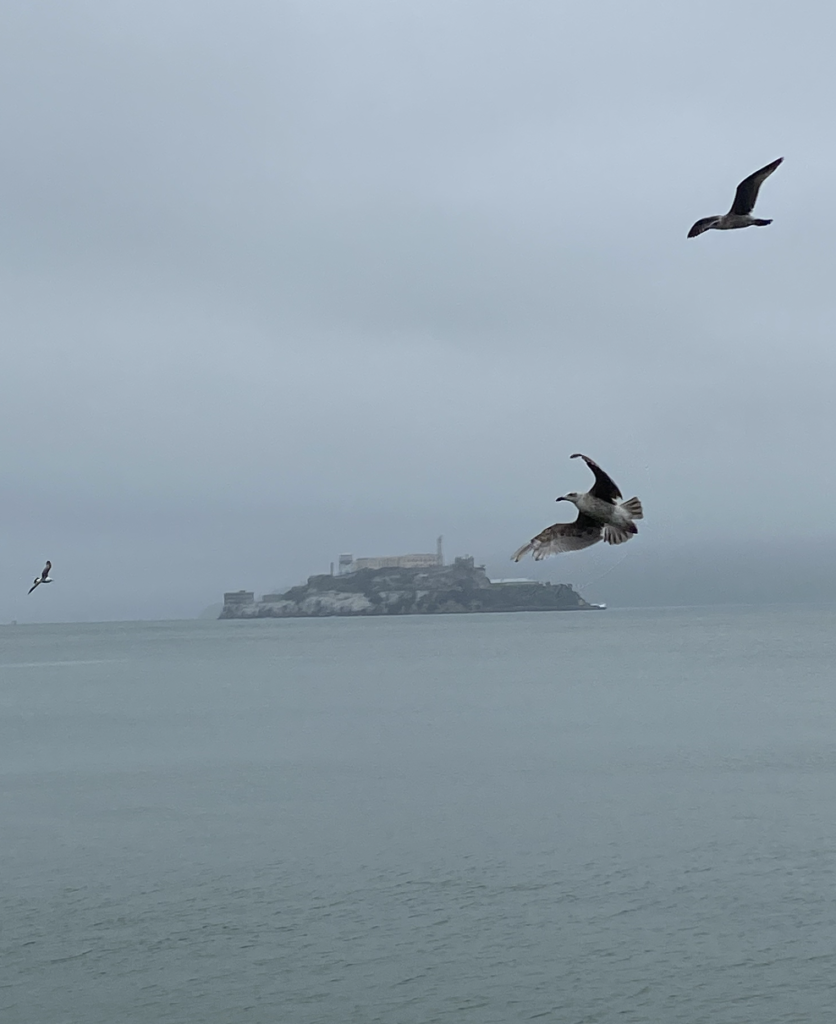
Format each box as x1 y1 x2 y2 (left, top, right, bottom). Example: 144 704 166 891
2 0 836 621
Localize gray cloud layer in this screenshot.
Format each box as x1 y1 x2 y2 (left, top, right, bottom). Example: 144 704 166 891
1 1 835 620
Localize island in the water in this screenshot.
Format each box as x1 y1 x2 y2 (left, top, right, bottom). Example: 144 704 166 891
220 556 596 619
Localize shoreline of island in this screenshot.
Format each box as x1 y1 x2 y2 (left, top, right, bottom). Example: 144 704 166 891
220 555 597 619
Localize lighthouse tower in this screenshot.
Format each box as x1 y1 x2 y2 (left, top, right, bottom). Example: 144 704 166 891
436 536 443 566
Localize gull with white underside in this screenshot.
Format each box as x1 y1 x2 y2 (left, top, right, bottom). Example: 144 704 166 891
28 560 53 594
687 158 783 238
512 455 643 562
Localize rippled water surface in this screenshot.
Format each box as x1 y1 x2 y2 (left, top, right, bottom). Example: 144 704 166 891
3 607 836 1023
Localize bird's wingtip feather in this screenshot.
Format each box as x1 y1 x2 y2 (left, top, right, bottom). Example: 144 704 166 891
511 543 532 562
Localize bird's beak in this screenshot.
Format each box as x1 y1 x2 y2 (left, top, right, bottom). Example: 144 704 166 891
555 496 566 502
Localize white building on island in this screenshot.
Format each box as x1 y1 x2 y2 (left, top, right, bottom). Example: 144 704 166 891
338 537 444 574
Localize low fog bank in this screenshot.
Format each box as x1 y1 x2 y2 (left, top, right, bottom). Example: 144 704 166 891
6 518 836 625
231 539 836 618
485 540 836 611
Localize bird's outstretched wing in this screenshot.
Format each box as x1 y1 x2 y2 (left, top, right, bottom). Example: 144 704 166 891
687 216 719 238
730 158 783 216
42 561 51 577
570 453 622 502
512 513 602 561
28 579 41 595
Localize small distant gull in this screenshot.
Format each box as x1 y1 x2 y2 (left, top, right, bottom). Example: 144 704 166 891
28 560 53 594
687 158 783 238
512 455 643 561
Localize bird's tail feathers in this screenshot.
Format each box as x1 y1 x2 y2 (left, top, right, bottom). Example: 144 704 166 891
620 496 643 519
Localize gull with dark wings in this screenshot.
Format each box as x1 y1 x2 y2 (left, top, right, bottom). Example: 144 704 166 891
687 158 783 238
512 455 643 562
28 560 53 594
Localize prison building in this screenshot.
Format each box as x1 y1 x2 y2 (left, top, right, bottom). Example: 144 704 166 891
339 537 444 574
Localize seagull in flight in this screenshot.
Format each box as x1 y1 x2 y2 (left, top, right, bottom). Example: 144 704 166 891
687 158 783 238
512 455 643 561
28 561 53 594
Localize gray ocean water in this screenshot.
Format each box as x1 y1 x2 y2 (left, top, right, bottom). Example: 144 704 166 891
2 607 836 1024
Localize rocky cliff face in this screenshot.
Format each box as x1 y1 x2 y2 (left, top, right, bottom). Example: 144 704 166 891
220 558 592 618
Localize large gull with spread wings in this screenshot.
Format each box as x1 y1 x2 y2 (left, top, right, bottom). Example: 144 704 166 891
512 455 643 562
